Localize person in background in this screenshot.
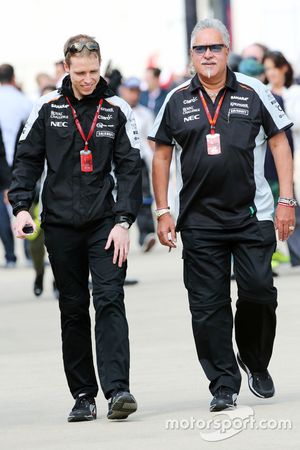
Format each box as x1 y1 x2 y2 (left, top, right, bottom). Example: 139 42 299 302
120 77 156 252
0 64 32 268
26 187 47 296
140 67 168 116
35 73 56 96
238 57 265 81
228 53 242 72
242 43 269 63
0 126 13 266
238 55 294 272
0 128 11 196
263 51 300 267
241 43 269 82
26 84 59 297
54 60 67 88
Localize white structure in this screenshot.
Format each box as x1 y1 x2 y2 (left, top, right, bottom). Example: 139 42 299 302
0 0 186 96
231 0 300 73
1 0 300 96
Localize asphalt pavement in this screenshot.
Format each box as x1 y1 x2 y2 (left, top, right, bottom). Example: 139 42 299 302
0 233 299 450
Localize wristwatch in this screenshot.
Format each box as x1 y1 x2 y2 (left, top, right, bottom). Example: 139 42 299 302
117 221 131 230
278 197 298 207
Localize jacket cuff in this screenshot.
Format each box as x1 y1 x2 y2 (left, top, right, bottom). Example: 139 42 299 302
13 202 29 217
115 214 134 226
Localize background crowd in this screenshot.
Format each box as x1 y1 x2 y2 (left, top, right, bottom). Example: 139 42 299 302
1 40 300 296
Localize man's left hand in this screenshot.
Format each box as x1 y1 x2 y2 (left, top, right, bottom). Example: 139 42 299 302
105 225 130 267
275 204 296 241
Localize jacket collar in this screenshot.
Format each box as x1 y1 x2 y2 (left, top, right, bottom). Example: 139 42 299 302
189 67 239 93
59 75 115 102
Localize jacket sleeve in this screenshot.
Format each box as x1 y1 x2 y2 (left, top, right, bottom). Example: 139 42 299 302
0 128 11 190
111 101 142 222
8 99 46 215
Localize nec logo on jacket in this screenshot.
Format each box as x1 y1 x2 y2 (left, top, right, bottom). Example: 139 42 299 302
50 121 68 128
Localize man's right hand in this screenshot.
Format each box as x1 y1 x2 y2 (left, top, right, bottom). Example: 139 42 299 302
14 210 36 239
157 213 177 249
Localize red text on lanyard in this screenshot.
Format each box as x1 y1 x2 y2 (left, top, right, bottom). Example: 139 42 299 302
199 89 227 134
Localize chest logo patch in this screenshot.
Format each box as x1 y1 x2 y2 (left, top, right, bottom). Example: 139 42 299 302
96 130 115 139
229 108 249 116
183 114 200 122
50 121 68 127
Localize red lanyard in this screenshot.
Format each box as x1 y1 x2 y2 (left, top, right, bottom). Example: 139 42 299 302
199 89 226 134
65 97 104 150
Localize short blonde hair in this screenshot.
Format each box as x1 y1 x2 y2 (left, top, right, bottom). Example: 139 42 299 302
64 34 101 65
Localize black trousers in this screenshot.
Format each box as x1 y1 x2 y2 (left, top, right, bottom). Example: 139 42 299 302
0 192 16 263
136 159 155 246
43 218 130 399
181 221 277 395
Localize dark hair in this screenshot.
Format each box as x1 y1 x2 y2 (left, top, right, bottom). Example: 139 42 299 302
64 34 101 66
252 43 269 58
263 51 294 88
147 67 161 78
41 85 56 96
228 53 242 72
0 64 14 83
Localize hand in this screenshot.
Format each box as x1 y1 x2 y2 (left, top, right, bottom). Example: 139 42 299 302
13 210 36 239
157 213 177 249
105 224 130 267
275 204 296 241
3 189 9 205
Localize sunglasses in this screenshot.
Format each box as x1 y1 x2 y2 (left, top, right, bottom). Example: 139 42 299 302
192 44 226 54
65 41 99 56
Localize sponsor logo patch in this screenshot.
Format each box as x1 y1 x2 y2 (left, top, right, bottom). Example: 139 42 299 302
50 121 68 127
98 114 113 121
51 103 69 109
96 130 115 139
230 96 249 101
230 102 249 108
96 122 115 129
183 97 198 104
182 106 200 115
229 108 249 116
270 99 283 112
50 111 68 119
183 114 200 122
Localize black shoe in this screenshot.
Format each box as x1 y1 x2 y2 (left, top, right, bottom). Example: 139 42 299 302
237 353 275 398
68 395 97 422
107 390 137 420
34 273 44 296
210 386 237 412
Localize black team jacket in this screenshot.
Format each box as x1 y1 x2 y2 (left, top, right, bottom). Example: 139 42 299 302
9 76 142 227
